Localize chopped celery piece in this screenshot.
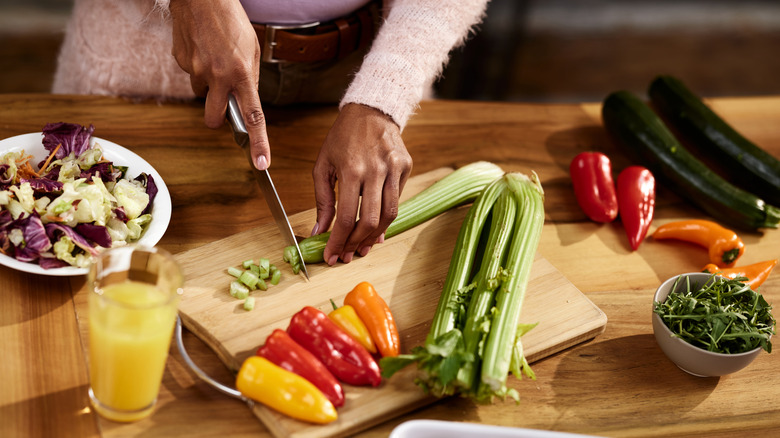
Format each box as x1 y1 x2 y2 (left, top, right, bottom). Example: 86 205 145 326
242 259 254 269
235 287 249 300
230 281 249 298
270 269 281 285
258 258 270 273
227 266 243 278
238 270 259 290
243 297 255 311
257 278 268 291
249 264 260 275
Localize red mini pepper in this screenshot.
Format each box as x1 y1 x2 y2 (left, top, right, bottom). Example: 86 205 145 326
287 306 382 387
616 166 655 250
569 152 619 223
256 329 345 407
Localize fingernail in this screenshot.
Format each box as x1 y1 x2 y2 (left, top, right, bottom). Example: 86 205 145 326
359 246 371 257
255 155 268 170
310 223 319 236
327 255 338 266
342 253 353 263
377 233 385 244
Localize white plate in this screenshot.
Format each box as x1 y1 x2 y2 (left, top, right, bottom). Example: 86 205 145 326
0 132 172 276
390 420 604 438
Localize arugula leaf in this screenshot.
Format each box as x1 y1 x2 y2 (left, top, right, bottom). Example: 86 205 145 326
654 274 776 354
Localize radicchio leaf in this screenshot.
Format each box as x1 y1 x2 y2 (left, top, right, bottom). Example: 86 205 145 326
12 213 52 262
0 210 13 254
0 209 12 228
42 122 95 159
75 223 112 248
81 161 122 183
38 256 70 269
45 223 99 256
134 173 158 214
113 206 129 223
0 164 13 188
41 165 61 181
21 177 63 193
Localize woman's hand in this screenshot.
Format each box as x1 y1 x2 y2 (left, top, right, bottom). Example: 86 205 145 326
169 0 270 170
312 104 413 265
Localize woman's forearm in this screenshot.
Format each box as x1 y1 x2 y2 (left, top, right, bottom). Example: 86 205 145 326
340 0 490 129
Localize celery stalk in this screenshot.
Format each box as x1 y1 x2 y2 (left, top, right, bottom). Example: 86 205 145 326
426 176 509 344
283 161 504 271
379 171 545 402
478 172 544 400
455 189 518 391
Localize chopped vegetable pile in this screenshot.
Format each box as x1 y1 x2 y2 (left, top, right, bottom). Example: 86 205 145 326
226 257 282 310
654 274 776 354
0 123 157 269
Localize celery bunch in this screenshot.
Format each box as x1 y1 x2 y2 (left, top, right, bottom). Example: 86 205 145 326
283 161 505 273
380 171 545 403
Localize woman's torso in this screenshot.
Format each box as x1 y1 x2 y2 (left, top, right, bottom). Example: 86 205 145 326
240 0 371 24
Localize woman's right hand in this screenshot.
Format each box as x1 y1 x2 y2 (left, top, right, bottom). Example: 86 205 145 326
169 0 271 170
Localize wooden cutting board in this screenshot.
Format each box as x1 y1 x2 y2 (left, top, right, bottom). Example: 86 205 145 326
175 167 607 438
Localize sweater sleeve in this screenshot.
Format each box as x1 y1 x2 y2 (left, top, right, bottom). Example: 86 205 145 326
340 0 490 130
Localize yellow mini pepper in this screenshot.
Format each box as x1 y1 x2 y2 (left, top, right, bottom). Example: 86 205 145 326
329 300 377 354
236 356 337 424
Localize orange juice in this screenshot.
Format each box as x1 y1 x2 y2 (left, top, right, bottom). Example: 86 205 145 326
88 280 179 422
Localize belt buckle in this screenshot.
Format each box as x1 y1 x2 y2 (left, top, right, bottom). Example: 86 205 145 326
262 21 320 63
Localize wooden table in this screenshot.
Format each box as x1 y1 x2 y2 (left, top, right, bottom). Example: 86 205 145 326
1 94 778 438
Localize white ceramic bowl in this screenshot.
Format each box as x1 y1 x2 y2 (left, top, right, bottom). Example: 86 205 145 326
0 132 172 276
652 272 764 377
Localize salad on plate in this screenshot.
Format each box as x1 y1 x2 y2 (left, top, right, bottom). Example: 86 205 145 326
0 122 158 269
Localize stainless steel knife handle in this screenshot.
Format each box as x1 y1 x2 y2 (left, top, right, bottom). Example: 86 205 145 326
224 93 310 280
227 94 250 148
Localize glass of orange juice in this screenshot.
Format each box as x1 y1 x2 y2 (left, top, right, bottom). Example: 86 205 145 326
87 245 183 422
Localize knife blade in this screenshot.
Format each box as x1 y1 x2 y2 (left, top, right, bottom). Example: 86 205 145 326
226 94 309 280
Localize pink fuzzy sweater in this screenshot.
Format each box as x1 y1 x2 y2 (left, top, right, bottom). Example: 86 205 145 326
52 0 489 129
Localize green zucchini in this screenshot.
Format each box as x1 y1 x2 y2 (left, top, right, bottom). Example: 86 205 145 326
601 90 780 231
649 75 780 205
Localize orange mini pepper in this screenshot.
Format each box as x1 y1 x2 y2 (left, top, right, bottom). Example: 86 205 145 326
236 356 337 424
702 259 778 290
344 281 400 357
652 219 745 268
328 300 377 354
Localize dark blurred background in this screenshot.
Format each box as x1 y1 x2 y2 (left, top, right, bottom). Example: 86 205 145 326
2 0 780 102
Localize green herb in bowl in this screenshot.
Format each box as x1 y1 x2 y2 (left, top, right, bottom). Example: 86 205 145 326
653 274 775 354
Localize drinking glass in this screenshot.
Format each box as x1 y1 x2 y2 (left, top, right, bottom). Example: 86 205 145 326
87 245 183 422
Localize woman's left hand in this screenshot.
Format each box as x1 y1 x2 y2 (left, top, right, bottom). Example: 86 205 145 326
312 104 413 265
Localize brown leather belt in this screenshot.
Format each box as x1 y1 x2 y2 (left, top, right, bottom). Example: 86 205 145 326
252 3 375 63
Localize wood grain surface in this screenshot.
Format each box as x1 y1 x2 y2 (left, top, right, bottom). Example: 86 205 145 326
1 94 779 438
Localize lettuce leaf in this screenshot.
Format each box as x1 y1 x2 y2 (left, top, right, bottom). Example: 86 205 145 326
112 179 149 220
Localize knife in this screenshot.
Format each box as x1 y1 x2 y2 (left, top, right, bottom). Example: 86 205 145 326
226 94 309 280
